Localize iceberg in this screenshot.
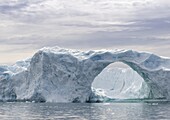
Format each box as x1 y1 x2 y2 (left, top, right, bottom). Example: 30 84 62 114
0 46 170 102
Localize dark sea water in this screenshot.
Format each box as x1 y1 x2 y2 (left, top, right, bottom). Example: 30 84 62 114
0 102 170 120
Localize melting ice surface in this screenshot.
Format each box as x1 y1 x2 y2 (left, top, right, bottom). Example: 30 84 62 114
92 65 150 101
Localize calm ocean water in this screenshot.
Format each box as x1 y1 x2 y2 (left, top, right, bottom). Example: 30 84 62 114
0 102 169 120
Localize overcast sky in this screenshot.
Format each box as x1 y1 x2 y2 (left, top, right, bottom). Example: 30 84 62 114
0 0 170 64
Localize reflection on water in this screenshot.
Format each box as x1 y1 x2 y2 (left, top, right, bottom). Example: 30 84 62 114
0 102 170 120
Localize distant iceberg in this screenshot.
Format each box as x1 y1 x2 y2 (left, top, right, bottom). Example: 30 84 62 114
0 46 170 102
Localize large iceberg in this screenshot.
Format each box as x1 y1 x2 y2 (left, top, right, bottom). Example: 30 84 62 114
0 46 170 102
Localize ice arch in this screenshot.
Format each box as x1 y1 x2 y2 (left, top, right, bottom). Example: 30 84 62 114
1 47 170 102
92 62 150 101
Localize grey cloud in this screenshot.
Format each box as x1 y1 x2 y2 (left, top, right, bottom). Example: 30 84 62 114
0 0 170 64
0 45 33 53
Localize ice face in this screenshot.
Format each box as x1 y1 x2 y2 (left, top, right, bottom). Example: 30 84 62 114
0 46 170 102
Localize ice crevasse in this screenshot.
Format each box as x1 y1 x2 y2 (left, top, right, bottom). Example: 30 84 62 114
0 46 170 102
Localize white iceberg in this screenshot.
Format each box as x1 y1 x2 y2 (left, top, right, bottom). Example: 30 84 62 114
0 46 170 102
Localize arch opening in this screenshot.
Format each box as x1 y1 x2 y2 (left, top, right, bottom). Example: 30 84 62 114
91 62 151 102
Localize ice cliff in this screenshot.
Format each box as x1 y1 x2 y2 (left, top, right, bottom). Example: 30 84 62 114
0 46 170 102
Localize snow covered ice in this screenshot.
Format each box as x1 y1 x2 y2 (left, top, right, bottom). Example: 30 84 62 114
0 46 170 102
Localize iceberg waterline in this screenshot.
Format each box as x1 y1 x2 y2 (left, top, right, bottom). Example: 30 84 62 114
0 46 170 102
